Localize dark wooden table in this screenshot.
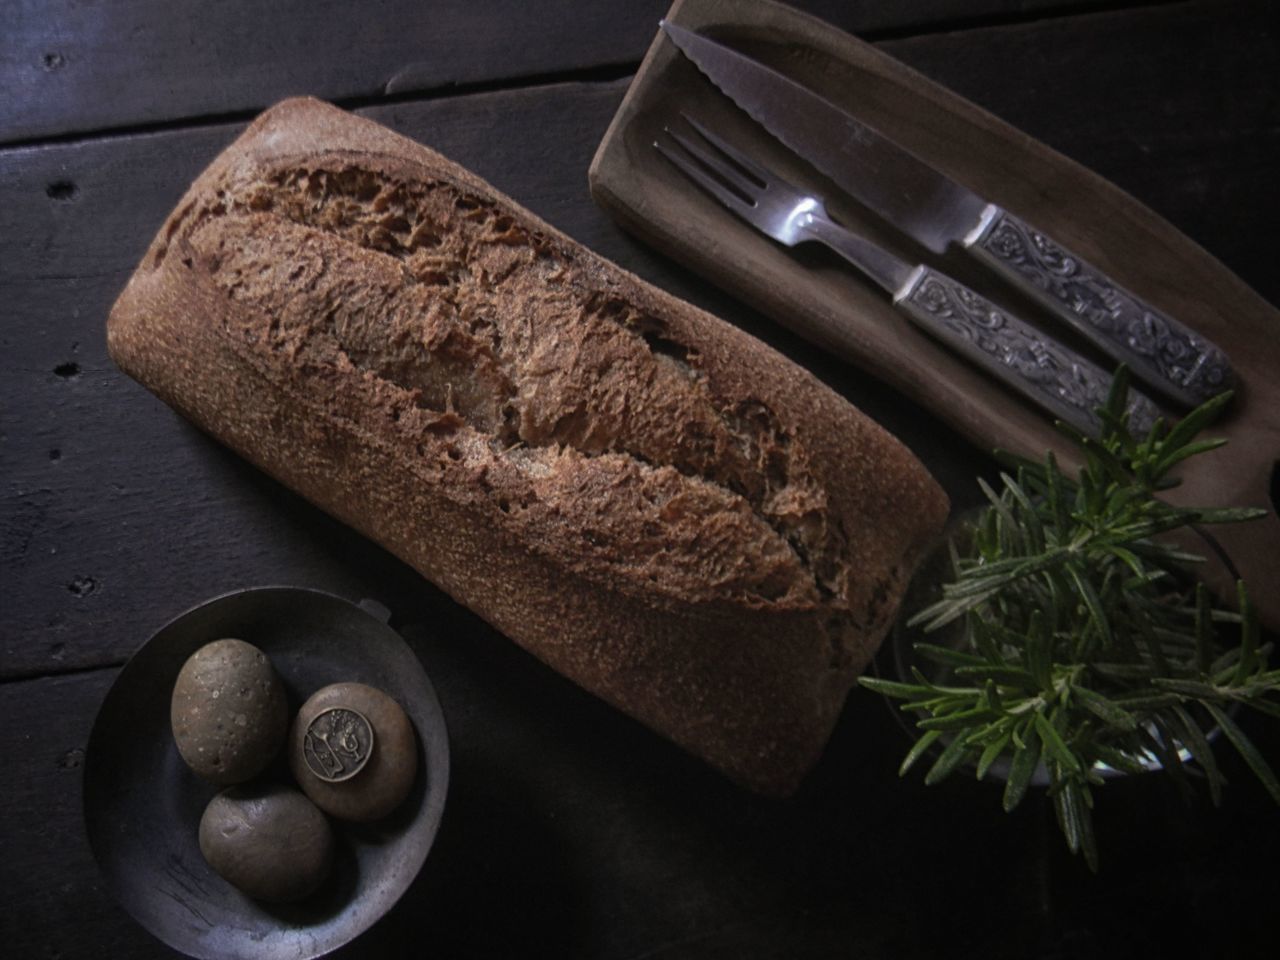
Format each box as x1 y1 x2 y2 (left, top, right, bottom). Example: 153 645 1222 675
3 2 1278 957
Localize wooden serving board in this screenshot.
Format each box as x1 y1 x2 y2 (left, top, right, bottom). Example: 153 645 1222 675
589 0 1280 628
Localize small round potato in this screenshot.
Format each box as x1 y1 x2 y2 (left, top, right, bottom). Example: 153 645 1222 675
171 638 288 784
199 784 333 902
290 682 418 821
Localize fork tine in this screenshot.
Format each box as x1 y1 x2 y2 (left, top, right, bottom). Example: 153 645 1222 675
654 134 756 220
679 114 772 186
662 125 761 203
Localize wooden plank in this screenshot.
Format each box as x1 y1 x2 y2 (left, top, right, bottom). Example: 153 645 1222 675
2 0 1158 145
589 0 1280 623
3 628 1279 957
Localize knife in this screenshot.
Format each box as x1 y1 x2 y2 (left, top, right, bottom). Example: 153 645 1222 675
661 21 1235 410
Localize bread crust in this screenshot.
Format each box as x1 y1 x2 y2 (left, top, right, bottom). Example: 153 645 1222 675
108 98 948 794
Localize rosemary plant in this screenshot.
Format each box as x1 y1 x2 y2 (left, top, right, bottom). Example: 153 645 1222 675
860 369 1279 870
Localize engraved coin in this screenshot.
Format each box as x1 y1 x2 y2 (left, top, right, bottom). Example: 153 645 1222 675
302 706 375 782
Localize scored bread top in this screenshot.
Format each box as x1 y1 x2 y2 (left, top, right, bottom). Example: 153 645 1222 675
109 98 949 793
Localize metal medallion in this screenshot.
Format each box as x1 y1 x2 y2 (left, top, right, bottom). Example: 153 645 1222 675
303 706 375 782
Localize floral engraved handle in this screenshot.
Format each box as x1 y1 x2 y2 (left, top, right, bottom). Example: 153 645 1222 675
966 207 1233 408
896 266 1160 437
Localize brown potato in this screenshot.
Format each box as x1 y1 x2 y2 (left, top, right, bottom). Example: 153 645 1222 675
199 784 333 902
290 682 418 821
171 638 288 784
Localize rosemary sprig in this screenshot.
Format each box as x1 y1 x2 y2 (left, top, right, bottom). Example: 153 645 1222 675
861 369 1277 870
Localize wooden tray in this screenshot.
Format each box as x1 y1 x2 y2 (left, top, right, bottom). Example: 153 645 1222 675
589 0 1280 628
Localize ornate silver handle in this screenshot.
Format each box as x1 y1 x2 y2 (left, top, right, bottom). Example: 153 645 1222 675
965 206 1233 409
894 265 1161 438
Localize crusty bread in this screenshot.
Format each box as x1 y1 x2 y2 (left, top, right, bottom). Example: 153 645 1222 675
107 97 949 794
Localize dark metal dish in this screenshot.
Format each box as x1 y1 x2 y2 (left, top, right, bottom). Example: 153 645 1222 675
83 586 450 960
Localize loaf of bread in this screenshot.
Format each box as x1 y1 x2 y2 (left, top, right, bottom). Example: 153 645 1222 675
108 98 948 795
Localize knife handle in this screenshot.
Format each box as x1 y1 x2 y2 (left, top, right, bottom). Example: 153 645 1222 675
963 205 1233 409
894 265 1162 438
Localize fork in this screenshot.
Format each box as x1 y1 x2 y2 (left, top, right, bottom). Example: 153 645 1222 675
654 116 1161 438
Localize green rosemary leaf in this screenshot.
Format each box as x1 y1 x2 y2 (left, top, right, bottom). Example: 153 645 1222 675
899 730 943 777
1135 613 1172 677
1155 390 1234 473
1092 662 1163 680
1080 434 1133 486
1102 364 1132 427
1103 484 1140 522
924 733 973 785
1110 512 1206 542
1152 437 1229 476
1035 711 1083 774
1203 703 1280 804
1107 545 1148 581
1193 506 1270 525
1043 451 1072 536
1003 723 1042 812
1120 570 1173 594
907 666 983 697
856 676 929 700
1052 777 1081 854
1052 417 1091 452
978 503 1000 559
1140 409 1166 450
1072 781 1100 872
1147 626 1200 649
1093 744 1155 776
1169 704 1224 806
1125 540 1205 567
1002 472 1044 552
976 729 1013 780
983 679 1004 713
1052 777 1098 870
1139 724 1192 797
1209 608 1245 624
1073 686 1138 731
1152 678 1222 699
1232 582 1260 686
1108 692 1184 711
953 664 1039 690
978 476 1017 527
969 617 1005 665
1067 563 1114 649
917 707 1003 732
900 694 979 714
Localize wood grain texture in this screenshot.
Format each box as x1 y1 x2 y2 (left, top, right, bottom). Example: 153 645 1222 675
590 0 1280 625
0 0 1150 145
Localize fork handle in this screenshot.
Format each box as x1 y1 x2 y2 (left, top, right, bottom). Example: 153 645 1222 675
893 265 1162 437
963 205 1233 409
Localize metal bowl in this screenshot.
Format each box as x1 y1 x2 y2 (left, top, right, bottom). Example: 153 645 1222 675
83 586 450 960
